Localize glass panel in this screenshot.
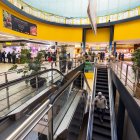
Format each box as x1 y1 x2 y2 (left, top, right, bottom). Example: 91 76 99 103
53 82 79 134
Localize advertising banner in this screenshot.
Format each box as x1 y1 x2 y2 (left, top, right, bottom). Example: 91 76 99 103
3 10 37 36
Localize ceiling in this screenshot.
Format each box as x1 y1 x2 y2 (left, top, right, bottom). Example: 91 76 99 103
22 0 140 18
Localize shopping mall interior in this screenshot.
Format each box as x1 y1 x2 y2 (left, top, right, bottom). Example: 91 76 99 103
0 0 140 140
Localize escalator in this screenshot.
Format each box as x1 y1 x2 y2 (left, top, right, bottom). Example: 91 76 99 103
92 67 111 140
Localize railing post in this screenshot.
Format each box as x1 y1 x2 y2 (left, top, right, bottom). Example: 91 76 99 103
51 64 53 84
5 72 10 108
48 105 53 140
120 62 123 79
36 75 38 90
125 65 129 86
134 69 139 92
117 62 119 75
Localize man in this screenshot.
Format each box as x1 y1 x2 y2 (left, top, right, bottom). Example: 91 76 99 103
95 92 108 123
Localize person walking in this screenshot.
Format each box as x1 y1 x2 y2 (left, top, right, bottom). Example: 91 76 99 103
118 52 121 60
7 52 11 63
12 51 16 64
2 51 6 63
0 51 2 63
121 53 124 61
52 52 57 67
94 92 108 123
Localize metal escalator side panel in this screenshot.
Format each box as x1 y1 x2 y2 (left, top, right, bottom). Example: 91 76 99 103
86 66 97 140
108 68 117 140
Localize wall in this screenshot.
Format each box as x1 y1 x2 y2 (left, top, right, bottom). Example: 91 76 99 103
0 2 82 42
86 28 110 43
114 19 140 41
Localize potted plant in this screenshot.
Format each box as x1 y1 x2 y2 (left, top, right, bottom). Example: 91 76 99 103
132 48 140 97
9 50 46 88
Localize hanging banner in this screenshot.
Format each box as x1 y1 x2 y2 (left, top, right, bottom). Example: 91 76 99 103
3 10 37 36
87 0 97 34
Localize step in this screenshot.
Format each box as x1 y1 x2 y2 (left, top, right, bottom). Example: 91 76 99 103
96 81 108 86
93 125 111 138
92 133 111 140
97 79 108 82
69 124 80 132
94 109 110 116
94 113 110 122
96 85 108 90
93 118 111 129
96 89 109 94
97 76 108 79
97 73 107 76
68 131 78 140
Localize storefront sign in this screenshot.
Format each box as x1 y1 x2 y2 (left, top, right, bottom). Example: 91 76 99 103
3 10 37 36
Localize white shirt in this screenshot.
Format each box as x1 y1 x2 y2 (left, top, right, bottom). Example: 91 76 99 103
95 95 107 109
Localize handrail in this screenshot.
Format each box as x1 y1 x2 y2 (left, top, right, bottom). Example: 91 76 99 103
108 68 117 140
86 65 97 140
6 69 86 140
6 99 51 140
50 71 82 104
0 69 65 90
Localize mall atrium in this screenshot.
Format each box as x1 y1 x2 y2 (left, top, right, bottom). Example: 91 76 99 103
0 0 140 140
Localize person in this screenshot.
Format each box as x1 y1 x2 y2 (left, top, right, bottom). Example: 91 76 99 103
7 52 11 63
115 52 118 58
2 51 6 63
12 51 16 64
51 52 57 67
118 52 121 60
121 53 124 61
94 92 108 123
0 51 2 63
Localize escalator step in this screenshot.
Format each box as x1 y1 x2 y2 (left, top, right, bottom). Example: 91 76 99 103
68 132 78 140
96 81 108 86
92 133 111 140
94 109 110 116
97 79 108 82
94 114 110 122
96 85 108 90
96 89 109 94
97 76 108 79
93 125 111 138
93 118 111 129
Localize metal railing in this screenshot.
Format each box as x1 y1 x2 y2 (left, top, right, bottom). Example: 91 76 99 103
6 69 91 140
86 64 97 140
0 68 64 118
108 68 117 140
110 61 140 97
0 58 82 118
0 58 82 85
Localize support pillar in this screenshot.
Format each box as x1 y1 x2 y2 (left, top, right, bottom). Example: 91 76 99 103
114 42 116 55
117 97 125 140
109 26 114 54
82 28 86 53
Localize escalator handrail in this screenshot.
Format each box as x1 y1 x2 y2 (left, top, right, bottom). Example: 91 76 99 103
86 66 97 140
50 71 82 104
108 68 117 140
6 70 87 140
0 68 65 90
6 99 51 140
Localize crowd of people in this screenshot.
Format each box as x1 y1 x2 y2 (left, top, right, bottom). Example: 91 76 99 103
0 51 20 64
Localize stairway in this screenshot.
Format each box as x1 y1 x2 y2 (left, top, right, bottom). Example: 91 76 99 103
92 67 111 140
